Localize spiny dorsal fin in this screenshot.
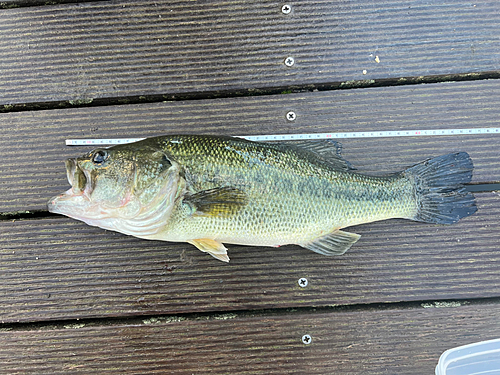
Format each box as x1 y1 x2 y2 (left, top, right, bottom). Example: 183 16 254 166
282 140 354 171
300 230 361 256
188 238 230 262
185 187 247 217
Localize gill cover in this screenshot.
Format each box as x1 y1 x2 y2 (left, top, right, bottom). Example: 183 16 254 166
48 146 181 238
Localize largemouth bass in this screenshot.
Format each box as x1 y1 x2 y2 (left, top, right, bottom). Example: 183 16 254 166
48 135 477 262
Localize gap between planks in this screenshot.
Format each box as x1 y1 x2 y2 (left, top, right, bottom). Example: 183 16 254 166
1 301 500 374
1 72 500 114
2 296 500 332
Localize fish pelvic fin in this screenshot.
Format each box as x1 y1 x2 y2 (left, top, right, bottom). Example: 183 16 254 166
405 152 477 224
188 238 230 262
185 187 247 218
300 230 361 256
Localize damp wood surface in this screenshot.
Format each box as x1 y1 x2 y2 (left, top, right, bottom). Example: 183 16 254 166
1 0 500 374
0 192 498 323
0 0 499 106
2 79 500 213
1 303 500 374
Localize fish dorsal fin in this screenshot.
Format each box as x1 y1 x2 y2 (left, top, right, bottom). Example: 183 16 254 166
185 187 247 217
300 230 361 256
282 140 354 171
188 239 230 262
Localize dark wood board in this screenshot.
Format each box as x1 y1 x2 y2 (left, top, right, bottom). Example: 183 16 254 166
1 303 500 374
1 0 499 106
1 193 498 323
1 79 500 213
0 0 102 8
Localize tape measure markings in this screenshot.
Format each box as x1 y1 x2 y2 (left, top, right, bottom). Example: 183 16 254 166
66 128 500 146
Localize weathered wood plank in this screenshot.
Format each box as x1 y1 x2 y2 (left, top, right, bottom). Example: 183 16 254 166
1 0 101 8
1 79 500 213
0 193 498 323
1 0 499 106
1 303 499 374
0 0 99 8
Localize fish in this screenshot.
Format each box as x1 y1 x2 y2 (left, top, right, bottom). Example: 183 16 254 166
48 135 477 262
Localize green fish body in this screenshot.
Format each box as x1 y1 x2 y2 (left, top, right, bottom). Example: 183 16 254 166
48 135 476 262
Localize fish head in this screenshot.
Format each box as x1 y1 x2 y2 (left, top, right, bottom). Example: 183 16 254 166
48 143 181 235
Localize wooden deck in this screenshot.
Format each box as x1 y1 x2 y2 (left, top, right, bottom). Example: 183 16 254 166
1 1 500 373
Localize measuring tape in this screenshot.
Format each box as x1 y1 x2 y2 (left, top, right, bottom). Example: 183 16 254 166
66 128 500 146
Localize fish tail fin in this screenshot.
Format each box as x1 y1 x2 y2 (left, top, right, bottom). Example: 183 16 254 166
405 152 477 224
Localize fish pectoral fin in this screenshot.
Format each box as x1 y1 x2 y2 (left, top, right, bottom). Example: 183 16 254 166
185 187 247 218
188 238 230 262
300 230 361 256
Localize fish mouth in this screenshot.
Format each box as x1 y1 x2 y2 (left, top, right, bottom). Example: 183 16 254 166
65 158 94 198
47 158 94 216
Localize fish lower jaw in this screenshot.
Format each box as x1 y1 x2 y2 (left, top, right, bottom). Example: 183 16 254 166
47 188 93 217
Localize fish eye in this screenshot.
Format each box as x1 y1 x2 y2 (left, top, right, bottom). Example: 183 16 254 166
92 150 108 164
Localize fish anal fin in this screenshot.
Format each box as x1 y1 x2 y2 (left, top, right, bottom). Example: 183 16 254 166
188 238 230 262
300 230 361 256
185 187 247 218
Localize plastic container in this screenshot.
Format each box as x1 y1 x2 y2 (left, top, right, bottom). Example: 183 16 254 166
436 338 500 375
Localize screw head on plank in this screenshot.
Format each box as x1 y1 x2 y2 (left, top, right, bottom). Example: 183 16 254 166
298 277 308 287
281 4 292 14
284 57 295 67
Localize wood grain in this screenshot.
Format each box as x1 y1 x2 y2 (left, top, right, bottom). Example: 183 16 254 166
0 0 100 8
2 0 499 370
0 0 499 106
0 193 497 323
1 79 500 213
1 303 499 374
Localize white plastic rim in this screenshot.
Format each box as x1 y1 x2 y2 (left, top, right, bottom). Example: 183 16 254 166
435 338 500 375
